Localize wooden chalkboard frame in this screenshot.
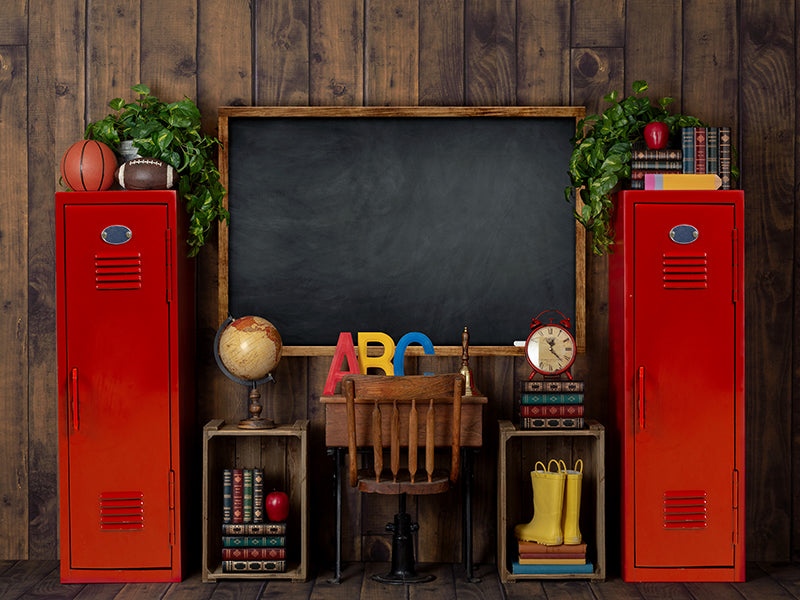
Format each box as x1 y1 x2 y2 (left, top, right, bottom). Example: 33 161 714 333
217 106 586 357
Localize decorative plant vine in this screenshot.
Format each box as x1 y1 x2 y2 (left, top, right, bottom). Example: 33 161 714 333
564 80 732 255
85 84 228 256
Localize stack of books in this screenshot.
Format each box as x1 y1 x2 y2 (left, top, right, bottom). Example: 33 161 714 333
512 540 594 575
681 126 732 189
222 468 287 573
519 380 584 430
628 139 682 190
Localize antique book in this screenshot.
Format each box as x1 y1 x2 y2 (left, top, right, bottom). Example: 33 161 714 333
222 522 287 536
232 468 243 524
520 404 584 418
222 469 233 524
222 559 286 573
222 535 286 548
221 547 286 560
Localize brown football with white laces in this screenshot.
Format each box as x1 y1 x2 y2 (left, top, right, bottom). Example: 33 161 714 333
115 157 177 190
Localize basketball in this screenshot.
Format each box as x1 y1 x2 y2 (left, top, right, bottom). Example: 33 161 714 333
60 140 118 191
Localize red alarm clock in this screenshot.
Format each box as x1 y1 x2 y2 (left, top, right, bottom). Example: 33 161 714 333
525 310 576 379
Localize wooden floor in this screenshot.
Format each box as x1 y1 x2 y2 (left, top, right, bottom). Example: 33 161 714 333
2 561 800 600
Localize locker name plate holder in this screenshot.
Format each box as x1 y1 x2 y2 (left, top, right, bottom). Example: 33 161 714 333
101 225 133 245
669 224 698 244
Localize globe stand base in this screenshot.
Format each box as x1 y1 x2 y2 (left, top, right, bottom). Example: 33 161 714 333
238 417 275 430
236 386 275 430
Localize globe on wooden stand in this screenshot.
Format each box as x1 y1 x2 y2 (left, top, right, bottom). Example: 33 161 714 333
214 315 283 429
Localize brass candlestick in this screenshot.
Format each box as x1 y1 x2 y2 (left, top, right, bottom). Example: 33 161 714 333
460 326 474 396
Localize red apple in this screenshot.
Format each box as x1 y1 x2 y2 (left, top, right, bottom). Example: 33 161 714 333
265 490 289 522
644 121 669 149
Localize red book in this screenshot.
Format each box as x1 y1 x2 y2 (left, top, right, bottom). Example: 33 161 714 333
232 468 244 524
694 127 707 174
520 404 584 418
519 552 585 560
221 547 286 560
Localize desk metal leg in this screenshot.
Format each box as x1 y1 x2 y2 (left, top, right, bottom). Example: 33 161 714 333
327 447 343 584
462 448 480 582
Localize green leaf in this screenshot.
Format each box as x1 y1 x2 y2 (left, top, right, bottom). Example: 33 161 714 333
131 83 150 96
632 80 648 94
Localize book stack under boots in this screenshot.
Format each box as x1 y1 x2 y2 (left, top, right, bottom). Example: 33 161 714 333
222 468 287 573
519 379 584 430
513 541 592 574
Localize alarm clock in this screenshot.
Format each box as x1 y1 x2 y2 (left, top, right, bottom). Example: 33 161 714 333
525 310 576 379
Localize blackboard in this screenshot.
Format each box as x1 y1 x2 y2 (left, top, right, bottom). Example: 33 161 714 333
218 106 585 354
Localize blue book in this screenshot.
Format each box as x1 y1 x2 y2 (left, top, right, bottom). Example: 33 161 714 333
512 561 594 574
681 127 695 173
521 393 583 405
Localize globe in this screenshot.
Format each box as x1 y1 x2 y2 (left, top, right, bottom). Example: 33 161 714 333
218 316 282 382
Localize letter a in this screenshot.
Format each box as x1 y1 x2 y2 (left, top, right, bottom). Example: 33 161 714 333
323 332 361 395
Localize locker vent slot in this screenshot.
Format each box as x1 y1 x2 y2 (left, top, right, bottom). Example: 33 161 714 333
662 253 708 289
95 254 142 290
99 491 145 530
663 490 708 529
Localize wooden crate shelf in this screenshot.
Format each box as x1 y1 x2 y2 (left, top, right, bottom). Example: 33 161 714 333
202 420 308 582
497 420 605 583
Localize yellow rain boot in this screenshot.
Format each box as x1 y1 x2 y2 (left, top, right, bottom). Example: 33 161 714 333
514 459 565 545
560 459 583 545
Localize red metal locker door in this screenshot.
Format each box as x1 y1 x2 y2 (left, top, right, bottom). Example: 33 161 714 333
633 201 736 568
63 203 173 569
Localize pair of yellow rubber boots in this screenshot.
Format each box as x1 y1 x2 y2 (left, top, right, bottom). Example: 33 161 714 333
513 459 583 546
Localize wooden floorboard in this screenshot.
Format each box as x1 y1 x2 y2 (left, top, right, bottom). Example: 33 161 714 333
1 562 799 600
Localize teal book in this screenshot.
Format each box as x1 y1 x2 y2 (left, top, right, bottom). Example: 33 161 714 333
512 561 594 574
682 127 695 173
521 393 583 405
243 469 253 523
222 535 286 548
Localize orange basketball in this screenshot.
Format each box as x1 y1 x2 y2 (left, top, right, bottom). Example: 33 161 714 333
60 140 118 191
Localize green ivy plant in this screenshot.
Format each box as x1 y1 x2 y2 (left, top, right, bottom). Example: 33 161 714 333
565 80 715 255
85 84 228 256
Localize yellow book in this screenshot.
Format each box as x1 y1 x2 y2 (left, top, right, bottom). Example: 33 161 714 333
644 173 722 190
518 557 586 565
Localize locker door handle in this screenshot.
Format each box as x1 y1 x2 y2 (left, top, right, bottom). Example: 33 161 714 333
637 366 645 430
71 367 80 431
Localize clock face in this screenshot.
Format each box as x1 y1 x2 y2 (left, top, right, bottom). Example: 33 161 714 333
525 325 576 375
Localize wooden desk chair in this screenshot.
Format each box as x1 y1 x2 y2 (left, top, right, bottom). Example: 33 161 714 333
342 373 464 584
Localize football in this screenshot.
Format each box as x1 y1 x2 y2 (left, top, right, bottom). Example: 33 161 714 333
115 157 177 191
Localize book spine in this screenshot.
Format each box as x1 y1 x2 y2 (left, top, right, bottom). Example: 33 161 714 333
719 127 732 189
519 552 586 560
520 393 583 405
518 542 588 554
518 557 586 565
232 469 244 524
222 535 286 548
520 404 584 418
520 417 584 430
222 560 287 573
520 380 584 393
694 127 707 174
222 522 288 535
631 147 682 161
223 469 233 524
706 127 719 175
630 159 682 170
253 468 264 523
682 128 695 173
512 561 594 574
243 469 253 523
221 547 287 560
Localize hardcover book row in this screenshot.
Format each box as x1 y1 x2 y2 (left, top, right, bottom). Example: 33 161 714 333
519 380 585 430
222 468 288 573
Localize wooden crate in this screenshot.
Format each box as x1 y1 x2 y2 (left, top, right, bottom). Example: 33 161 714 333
497 420 605 583
202 420 308 582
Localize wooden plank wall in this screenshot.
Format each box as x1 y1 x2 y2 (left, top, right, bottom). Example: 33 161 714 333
1 0 797 566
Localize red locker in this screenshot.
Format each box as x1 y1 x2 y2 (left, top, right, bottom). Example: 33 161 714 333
56 191 195 582
609 190 744 582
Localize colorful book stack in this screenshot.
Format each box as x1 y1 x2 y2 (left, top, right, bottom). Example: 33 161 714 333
511 540 594 574
680 126 732 189
628 139 683 190
222 468 287 573
519 380 584 430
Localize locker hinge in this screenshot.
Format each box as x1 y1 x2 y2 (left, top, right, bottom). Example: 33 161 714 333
165 229 173 303
169 470 176 545
732 229 739 303
732 469 740 545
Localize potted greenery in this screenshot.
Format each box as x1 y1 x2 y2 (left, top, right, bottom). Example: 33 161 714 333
85 84 228 256
565 80 717 255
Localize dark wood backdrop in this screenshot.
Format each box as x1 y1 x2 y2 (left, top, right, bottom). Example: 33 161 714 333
1 0 796 569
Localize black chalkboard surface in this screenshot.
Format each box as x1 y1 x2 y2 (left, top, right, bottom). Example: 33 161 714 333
218 107 585 353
